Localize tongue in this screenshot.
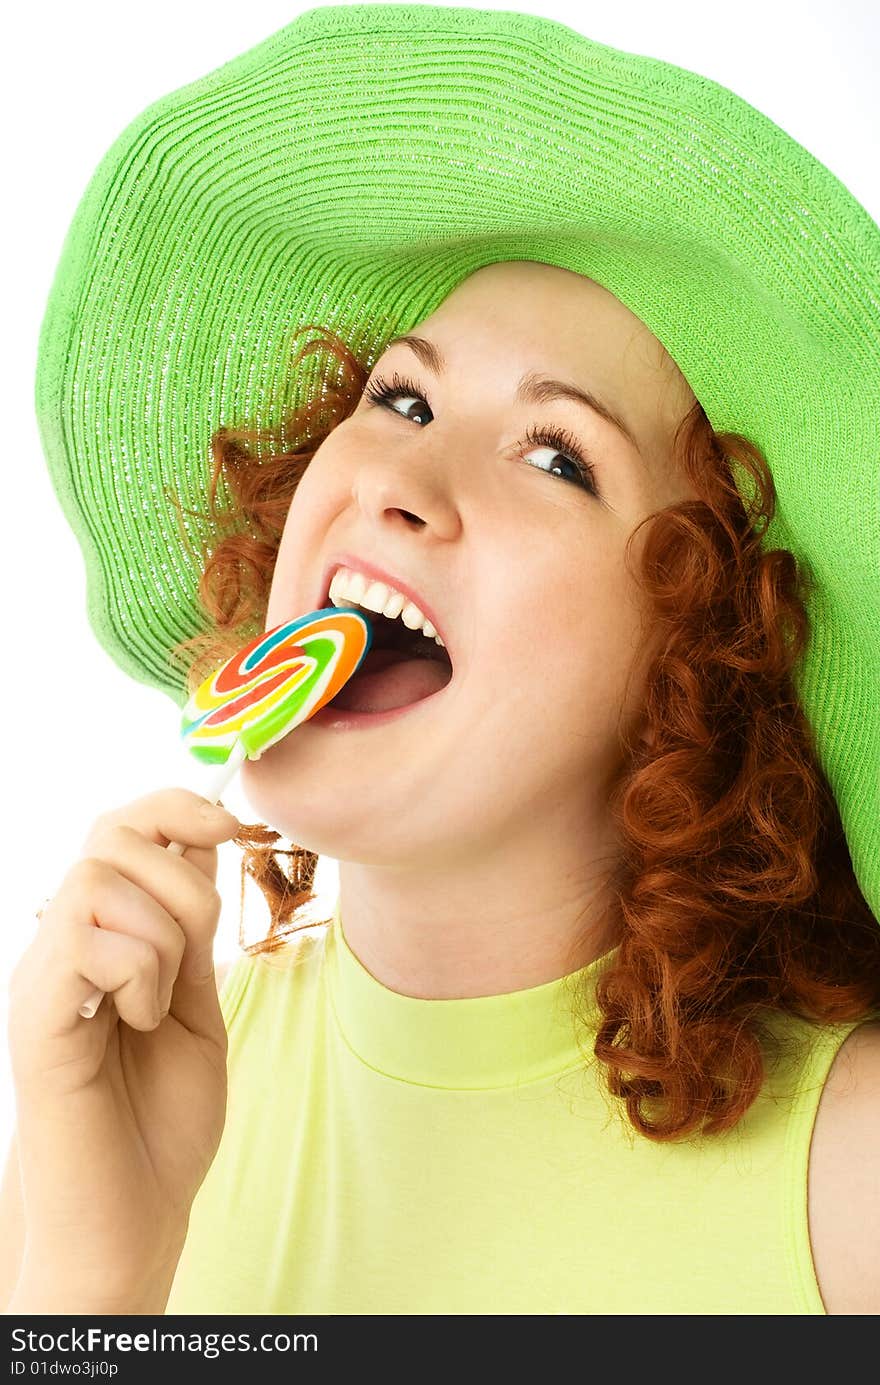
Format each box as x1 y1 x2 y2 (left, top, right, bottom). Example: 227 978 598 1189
330 647 451 713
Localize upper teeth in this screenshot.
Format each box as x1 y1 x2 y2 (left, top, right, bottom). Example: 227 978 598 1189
328 567 446 648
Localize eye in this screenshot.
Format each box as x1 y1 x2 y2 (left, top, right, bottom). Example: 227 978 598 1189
362 370 600 497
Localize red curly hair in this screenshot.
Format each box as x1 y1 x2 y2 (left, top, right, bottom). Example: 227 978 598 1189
168 322 880 1144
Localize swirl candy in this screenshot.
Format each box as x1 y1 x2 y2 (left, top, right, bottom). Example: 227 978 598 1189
181 608 373 776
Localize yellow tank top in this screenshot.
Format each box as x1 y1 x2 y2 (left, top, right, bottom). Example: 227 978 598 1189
164 896 869 1315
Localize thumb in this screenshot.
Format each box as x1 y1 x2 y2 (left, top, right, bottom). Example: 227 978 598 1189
166 946 228 1039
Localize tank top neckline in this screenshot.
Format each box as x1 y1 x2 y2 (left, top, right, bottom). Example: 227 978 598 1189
324 893 619 1089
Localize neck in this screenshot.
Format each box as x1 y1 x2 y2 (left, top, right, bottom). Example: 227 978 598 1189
336 836 621 1000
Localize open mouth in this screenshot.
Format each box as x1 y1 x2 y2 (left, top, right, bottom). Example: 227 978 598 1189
327 604 454 714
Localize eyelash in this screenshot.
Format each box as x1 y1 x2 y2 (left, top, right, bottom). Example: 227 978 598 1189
362 370 600 497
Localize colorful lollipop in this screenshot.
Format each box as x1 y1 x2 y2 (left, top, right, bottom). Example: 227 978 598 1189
179 607 373 780
78 608 372 1019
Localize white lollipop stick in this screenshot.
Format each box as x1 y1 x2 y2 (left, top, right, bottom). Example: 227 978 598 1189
77 743 248 1020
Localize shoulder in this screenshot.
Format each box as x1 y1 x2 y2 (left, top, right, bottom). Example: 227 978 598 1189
808 1018 880 1314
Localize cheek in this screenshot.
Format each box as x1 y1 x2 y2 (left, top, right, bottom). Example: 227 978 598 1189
508 572 642 713
265 525 301 627
265 468 334 624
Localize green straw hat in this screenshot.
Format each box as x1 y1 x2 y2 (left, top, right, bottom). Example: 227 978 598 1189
34 3 879 923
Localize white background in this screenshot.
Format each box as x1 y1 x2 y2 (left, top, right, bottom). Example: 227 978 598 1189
1 0 877 1162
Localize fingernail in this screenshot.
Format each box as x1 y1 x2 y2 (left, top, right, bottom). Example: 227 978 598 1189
200 801 240 828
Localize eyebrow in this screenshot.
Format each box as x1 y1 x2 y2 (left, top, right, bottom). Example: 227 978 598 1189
383 334 640 452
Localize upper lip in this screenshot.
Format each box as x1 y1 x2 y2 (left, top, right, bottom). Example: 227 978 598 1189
315 554 453 665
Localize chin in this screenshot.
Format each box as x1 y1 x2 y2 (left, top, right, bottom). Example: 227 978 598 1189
236 761 374 857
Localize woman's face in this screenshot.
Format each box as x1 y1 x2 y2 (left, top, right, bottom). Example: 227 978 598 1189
243 259 698 870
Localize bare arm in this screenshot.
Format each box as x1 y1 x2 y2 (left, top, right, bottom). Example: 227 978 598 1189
808 1018 880 1315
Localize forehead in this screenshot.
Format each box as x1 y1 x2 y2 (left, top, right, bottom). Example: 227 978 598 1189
408 260 697 477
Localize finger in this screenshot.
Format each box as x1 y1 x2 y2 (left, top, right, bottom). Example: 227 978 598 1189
10 896 169 1077
83 788 240 861
35 858 186 1022
78 826 222 987
71 925 165 1032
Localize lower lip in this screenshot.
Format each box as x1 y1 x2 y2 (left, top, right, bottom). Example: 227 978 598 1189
308 681 452 731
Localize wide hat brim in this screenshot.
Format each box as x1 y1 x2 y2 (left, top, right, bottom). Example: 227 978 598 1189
34 3 879 921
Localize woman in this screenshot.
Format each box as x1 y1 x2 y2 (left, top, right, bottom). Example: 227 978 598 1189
5 4 879 1315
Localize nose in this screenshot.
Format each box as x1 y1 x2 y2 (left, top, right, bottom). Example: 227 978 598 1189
352 444 462 540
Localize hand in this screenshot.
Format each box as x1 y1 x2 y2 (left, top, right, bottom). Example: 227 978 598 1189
7 788 240 1307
